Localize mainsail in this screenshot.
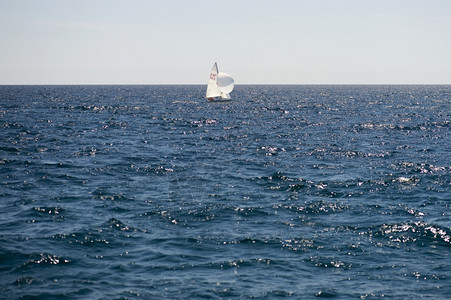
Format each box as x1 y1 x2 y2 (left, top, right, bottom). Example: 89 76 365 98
206 63 221 98
206 63 234 100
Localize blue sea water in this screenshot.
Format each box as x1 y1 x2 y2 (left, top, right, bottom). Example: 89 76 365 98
0 85 450 299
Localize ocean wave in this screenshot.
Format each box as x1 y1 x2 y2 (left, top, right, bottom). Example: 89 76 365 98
372 221 450 247
1 85 450 299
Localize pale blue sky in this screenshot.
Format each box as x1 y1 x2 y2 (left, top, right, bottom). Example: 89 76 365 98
1 0 450 84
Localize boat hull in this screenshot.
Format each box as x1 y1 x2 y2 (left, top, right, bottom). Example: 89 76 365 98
207 98 232 103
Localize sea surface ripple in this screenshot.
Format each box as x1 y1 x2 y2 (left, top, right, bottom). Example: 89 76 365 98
0 85 450 299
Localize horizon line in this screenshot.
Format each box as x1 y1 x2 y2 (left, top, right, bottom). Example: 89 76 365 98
1 83 450 86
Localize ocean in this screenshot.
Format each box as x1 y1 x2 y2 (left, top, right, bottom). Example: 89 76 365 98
0 85 450 299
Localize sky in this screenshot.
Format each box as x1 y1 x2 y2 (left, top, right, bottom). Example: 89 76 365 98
0 0 450 84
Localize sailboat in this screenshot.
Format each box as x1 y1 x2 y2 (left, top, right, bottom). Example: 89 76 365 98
206 63 234 102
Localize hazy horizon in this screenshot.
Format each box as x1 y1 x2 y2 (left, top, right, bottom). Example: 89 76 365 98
1 0 450 85
1 83 450 87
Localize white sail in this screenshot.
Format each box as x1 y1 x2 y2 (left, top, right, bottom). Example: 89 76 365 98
206 63 234 100
220 93 231 100
206 63 221 98
217 72 234 94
